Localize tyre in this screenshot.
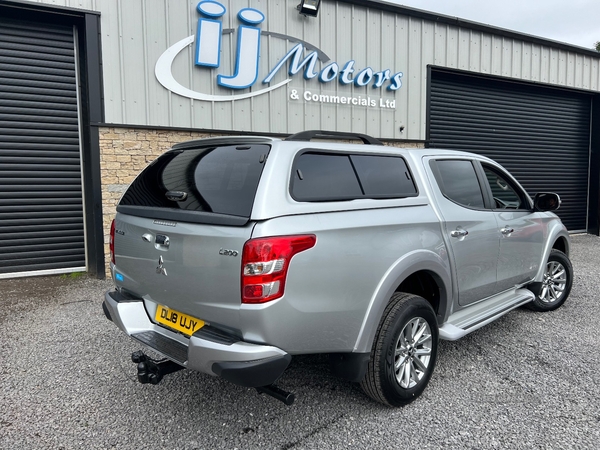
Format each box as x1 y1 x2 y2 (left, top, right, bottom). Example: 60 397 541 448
360 292 438 406
526 249 573 312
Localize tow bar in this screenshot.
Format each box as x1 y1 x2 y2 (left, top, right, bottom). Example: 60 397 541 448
131 350 295 405
131 351 183 385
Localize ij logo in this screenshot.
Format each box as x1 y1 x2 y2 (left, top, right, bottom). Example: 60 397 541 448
155 1 403 103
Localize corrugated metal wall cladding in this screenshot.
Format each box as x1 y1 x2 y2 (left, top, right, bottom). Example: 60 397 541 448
0 189 82 198
0 231 84 242
0 63 76 78
0 259 85 271
0 123 78 133
0 55 75 71
0 92 77 105
428 130 590 146
0 77 75 92
431 87 587 102
430 91 588 115
0 18 85 275
0 212 83 222
0 18 72 36
1 86 77 101
430 120 589 136
18 1 597 136
0 138 80 147
0 104 77 115
429 70 591 231
0 116 78 126
0 224 83 235
0 133 79 143
0 253 85 266
0 205 83 214
0 38 75 55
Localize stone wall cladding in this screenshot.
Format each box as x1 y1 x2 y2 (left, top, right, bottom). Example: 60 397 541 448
98 126 424 274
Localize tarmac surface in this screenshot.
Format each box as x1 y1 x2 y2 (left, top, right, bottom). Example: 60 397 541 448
1 234 599 449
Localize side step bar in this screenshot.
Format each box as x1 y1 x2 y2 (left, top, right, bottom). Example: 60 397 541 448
439 289 535 340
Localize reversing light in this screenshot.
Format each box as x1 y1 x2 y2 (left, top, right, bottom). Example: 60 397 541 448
241 235 316 303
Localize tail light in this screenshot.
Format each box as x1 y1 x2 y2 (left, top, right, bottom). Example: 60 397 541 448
241 235 316 304
109 219 116 264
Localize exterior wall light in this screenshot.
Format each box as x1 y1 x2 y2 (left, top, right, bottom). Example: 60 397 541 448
297 0 321 17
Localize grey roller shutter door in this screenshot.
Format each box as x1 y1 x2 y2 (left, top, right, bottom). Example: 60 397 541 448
0 18 85 275
429 69 591 231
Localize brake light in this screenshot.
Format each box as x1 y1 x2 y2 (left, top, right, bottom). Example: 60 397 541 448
241 235 316 304
109 219 116 264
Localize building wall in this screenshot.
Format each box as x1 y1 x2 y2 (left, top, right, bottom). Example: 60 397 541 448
28 0 600 141
17 0 600 272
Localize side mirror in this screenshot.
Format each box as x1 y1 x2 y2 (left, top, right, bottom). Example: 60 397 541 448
534 193 561 211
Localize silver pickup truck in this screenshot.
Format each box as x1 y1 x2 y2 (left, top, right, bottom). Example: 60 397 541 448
102 130 572 406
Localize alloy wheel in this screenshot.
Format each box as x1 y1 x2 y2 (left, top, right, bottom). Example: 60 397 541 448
394 317 432 389
540 260 567 303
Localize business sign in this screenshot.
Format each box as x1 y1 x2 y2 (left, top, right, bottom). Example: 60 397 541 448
155 1 403 108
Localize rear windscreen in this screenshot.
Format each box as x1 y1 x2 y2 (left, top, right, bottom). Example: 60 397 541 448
119 144 270 217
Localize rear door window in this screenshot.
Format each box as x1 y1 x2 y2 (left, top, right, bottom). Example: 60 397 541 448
432 159 485 209
120 144 269 217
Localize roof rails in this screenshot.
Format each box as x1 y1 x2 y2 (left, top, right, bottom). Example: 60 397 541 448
285 130 384 146
171 136 275 150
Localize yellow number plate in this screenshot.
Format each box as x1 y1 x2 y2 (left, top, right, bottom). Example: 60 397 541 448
155 304 204 336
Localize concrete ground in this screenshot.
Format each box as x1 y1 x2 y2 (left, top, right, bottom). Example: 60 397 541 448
1 234 599 449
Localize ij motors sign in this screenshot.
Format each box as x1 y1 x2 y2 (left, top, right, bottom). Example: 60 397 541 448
155 1 403 108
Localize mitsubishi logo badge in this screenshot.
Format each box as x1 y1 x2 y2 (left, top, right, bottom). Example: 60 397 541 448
156 255 168 276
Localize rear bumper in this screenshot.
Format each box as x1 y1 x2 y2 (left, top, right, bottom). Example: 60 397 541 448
103 290 290 387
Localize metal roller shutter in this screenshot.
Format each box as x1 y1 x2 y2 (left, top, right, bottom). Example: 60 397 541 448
428 69 591 231
0 17 85 276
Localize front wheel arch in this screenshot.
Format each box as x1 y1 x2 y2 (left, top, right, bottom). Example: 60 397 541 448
526 249 572 312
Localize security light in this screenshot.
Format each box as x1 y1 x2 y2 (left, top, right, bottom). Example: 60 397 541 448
297 0 321 17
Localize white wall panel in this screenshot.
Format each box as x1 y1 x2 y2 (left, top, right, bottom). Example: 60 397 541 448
591 59 599 91
481 34 492 74
26 0 600 140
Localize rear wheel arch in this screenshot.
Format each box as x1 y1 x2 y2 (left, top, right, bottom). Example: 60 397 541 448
395 270 446 322
353 255 451 354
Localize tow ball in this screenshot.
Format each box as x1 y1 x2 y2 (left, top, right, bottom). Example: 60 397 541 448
131 350 295 405
131 351 183 385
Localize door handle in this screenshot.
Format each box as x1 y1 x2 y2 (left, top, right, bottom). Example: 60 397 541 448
450 229 469 238
501 227 514 235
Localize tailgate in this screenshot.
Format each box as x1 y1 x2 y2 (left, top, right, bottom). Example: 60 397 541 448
110 140 271 331
113 213 254 330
